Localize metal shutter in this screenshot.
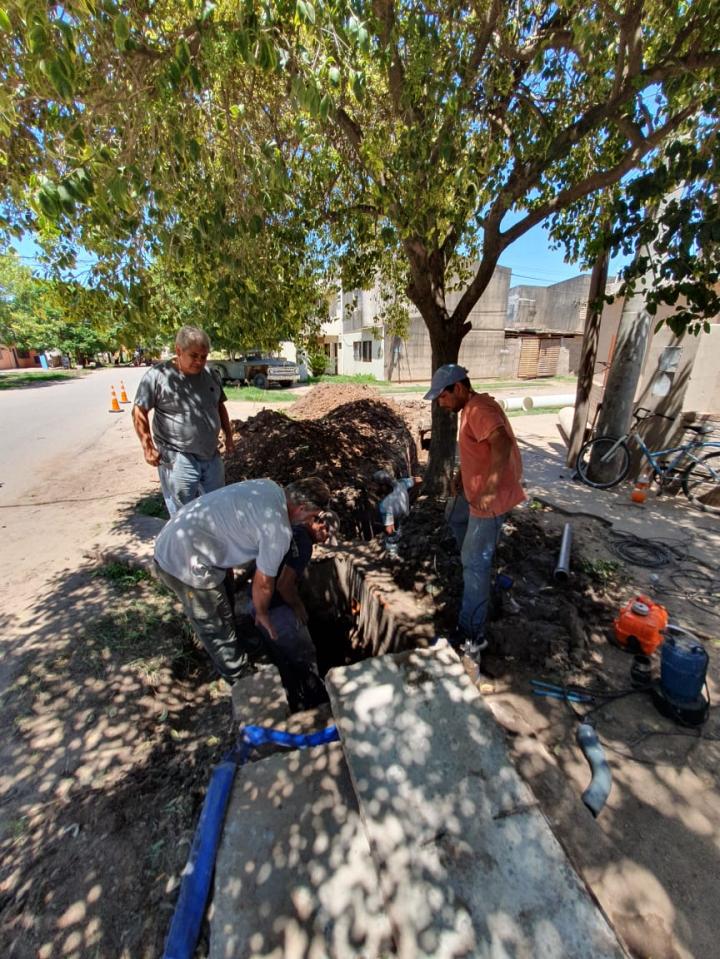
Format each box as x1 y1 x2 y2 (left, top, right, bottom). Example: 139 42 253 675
538 339 561 376
518 337 540 378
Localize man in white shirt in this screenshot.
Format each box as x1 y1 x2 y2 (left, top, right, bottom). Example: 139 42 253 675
153 477 331 683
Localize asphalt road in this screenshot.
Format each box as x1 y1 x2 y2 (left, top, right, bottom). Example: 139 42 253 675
0 367 148 505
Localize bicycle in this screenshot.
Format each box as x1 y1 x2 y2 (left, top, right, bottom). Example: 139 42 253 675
575 407 720 513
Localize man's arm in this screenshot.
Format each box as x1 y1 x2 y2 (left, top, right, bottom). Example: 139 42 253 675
275 566 308 623
218 401 235 454
131 405 161 467
477 427 513 512
252 570 277 640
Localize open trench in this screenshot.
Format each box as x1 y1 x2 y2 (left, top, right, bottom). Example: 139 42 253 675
302 544 438 681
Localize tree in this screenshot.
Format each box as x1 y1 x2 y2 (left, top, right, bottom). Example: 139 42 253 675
1 2 719 486
0 252 118 362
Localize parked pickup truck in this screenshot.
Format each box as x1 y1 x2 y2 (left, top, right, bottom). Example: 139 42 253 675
207 352 299 389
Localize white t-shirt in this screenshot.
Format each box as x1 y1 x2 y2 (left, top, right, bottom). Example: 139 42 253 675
378 477 415 526
154 479 292 588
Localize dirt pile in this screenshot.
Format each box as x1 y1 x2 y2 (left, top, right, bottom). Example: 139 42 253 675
289 383 384 419
290 383 429 451
225 399 419 536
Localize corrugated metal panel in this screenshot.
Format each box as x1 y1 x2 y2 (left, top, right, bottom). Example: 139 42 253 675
518 337 540 378
538 340 561 376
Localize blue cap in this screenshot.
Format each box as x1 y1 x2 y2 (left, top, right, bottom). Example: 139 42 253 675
423 364 469 400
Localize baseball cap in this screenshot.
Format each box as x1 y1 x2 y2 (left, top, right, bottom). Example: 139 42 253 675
423 364 469 400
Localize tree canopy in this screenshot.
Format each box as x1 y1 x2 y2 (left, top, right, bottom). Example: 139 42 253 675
1 1 719 479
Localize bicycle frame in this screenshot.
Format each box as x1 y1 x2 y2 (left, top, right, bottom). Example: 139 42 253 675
635 433 720 477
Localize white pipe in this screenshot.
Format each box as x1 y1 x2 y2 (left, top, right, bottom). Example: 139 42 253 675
523 393 576 410
499 396 534 411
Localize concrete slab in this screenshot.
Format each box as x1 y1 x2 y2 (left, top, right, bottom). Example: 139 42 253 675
513 413 720 569
231 664 289 729
326 643 626 959
209 741 393 959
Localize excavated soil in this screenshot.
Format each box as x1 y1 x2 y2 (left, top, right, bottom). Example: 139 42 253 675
224 395 420 538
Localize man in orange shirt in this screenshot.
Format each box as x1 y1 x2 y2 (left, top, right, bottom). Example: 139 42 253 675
425 364 525 661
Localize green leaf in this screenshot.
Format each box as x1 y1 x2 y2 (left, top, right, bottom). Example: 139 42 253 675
0 9 12 32
113 14 130 51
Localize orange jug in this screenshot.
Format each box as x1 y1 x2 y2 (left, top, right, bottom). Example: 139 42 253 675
613 595 669 655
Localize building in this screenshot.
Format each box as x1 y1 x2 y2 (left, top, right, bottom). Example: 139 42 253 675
326 266 512 382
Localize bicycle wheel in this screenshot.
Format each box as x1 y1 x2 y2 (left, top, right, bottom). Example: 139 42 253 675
576 437 631 488
682 452 720 514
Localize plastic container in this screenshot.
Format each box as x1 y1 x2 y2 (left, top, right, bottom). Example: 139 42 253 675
613 596 669 655
631 469 652 503
660 626 709 703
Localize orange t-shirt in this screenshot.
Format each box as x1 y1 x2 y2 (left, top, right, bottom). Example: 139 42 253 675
459 393 525 517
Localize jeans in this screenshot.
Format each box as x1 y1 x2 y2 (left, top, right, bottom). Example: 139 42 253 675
158 449 224 516
153 562 249 682
447 494 507 641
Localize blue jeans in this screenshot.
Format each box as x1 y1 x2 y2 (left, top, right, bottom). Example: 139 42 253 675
158 449 224 515
448 494 507 640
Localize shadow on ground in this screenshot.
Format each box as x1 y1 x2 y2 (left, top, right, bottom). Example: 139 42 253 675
0 559 233 959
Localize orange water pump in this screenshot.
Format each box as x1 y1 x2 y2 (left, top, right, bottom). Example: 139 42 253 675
613 595 669 654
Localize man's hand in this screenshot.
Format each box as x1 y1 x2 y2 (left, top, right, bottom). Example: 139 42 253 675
477 491 497 513
224 432 235 455
143 443 161 467
254 610 277 641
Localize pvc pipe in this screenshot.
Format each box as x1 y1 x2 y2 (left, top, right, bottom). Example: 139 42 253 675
554 522 572 583
162 759 237 959
499 396 534 411
576 723 612 817
162 723 340 959
523 393 576 410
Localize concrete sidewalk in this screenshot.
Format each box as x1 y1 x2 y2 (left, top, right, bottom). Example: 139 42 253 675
512 412 720 569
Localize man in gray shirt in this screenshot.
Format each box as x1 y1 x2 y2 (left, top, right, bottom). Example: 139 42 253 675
154 477 331 683
132 325 235 515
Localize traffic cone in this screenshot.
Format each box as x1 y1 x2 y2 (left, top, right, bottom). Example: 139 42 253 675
119 380 130 404
630 468 652 503
109 386 123 413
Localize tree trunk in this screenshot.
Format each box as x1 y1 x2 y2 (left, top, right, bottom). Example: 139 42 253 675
567 249 609 467
423 324 466 493
403 239 497 492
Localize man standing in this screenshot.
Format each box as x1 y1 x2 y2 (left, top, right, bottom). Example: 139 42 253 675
153 477 331 684
132 325 235 515
425 364 524 660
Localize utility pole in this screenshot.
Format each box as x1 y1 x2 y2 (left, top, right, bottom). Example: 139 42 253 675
566 249 610 467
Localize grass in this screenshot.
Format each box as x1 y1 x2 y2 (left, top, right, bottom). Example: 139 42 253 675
134 491 169 519
94 561 153 589
224 385 300 402
308 373 378 385
0 371 79 389
580 558 623 582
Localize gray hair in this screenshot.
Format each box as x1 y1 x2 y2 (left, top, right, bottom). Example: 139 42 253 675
176 326 211 351
285 477 331 511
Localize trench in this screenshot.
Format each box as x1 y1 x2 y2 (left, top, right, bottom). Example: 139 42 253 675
301 545 436 680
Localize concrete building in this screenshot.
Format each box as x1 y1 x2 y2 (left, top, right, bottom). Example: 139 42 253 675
326 266 512 382
506 274 592 379
0 345 43 370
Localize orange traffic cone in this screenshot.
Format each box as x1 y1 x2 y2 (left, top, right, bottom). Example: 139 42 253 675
119 380 130 404
630 468 652 503
109 386 123 413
